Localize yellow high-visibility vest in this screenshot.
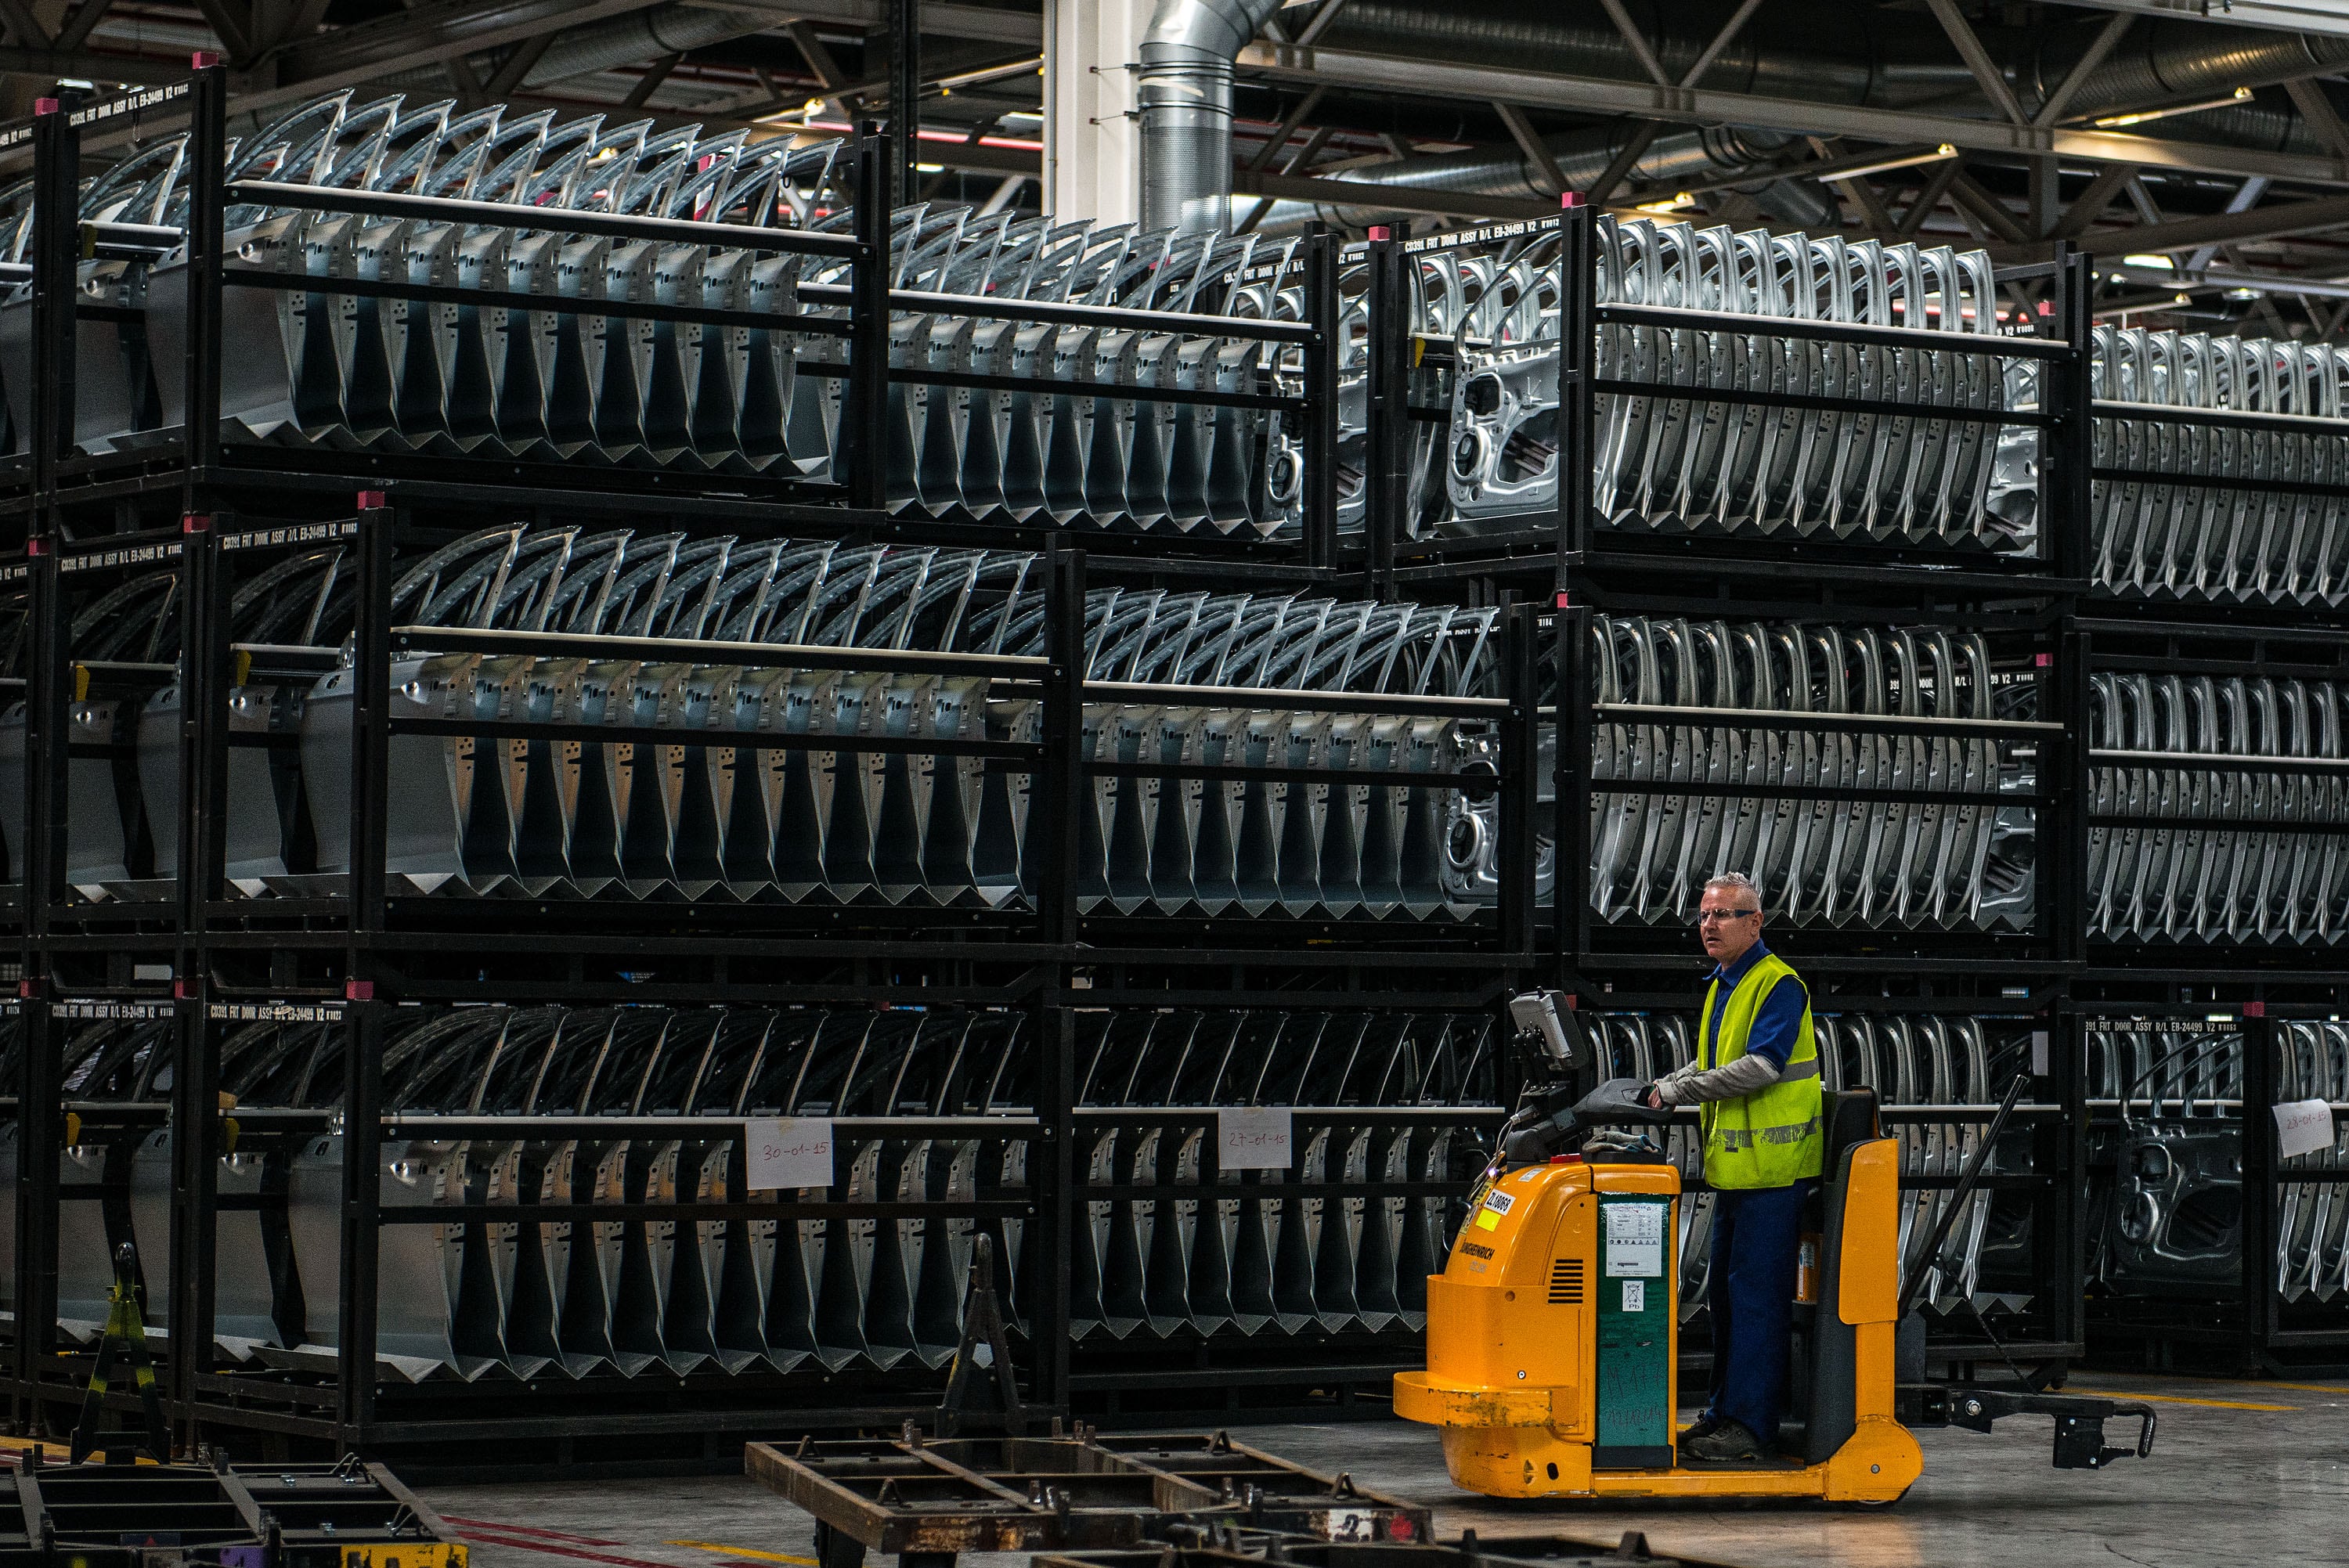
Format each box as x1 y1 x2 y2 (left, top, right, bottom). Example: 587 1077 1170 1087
1697 951 1824 1189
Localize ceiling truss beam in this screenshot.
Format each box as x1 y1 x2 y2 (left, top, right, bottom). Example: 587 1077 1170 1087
1492 99 1566 195
1923 0 2030 126
2033 10 2133 128
1236 41 2349 187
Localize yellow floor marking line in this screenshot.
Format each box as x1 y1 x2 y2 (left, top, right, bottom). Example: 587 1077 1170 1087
2075 1371 2348 1396
664 1542 818 1566
2067 1388 2297 1411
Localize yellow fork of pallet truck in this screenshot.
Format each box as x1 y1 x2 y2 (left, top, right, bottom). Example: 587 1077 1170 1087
335 1542 469 1568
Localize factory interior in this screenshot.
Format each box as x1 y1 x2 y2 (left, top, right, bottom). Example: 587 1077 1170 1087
2 2 2348 1566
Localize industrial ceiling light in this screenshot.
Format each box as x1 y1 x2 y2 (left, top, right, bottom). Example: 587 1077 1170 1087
1635 193 1698 213
1824 143 1958 181
2122 254 2174 271
2088 87 2253 129
2225 286 2261 300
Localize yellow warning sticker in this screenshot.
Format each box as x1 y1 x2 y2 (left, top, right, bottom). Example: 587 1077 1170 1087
1475 1209 1501 1231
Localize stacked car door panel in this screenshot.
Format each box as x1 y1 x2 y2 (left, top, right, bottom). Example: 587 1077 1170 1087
12 524 1523 921
1579 614 2040 933
2086 670 2349 945
2090 326 2349 606
2089 1023 2349 1303
7 1005 1495 1382
0 93 2125 564
1067 1009 1496 1347
1388 218 2044 555
2087 1026 2249 1300
0 91 1338 542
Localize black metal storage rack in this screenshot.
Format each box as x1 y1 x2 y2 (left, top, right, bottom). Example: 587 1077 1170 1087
2070 609 2349 1374
1319 200 2103 1381
0 67 1532 1473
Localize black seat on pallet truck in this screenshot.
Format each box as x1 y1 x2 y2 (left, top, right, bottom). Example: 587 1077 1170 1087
1788 1087 1882 1464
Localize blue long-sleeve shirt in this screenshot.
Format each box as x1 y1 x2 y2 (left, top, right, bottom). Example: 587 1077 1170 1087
1702 939 1806 1073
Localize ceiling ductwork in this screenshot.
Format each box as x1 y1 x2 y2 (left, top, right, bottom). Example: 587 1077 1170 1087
1139 0 1288 232
517 3 781 90
1251 121 1837 235
1314 0 1976 110
2030 15 2349 121
362 2 782 99
1312 1 2349 140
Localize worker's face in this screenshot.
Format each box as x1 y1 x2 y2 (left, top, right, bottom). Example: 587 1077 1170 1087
1698 896 1763 966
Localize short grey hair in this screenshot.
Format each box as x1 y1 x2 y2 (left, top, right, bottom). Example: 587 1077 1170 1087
1702 872 1762 909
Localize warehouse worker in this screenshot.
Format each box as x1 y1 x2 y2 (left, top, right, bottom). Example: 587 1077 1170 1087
1642 871 1824 1462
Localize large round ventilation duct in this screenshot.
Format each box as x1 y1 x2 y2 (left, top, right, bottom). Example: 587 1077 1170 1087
1138 0 1288 232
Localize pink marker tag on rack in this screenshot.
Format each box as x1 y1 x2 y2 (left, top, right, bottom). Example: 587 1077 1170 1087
1561 192 1585 208
2035 653 2053 668
192 51 221 68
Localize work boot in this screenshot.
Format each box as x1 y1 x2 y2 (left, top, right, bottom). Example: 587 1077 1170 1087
1676 1416 1722 1451
1683 1419 1765 1462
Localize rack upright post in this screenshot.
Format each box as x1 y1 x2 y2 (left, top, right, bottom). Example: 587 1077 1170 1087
182 58 228 485
1552 598 1590 986
13 93 74 1420
2238 1007 2279 1367
2046 247 2094 586
1553 196 1596 573
167 508 229 1437
847 135 892 513
1302 227 1340 570
1498 600 1536 961
1362 225 1409 596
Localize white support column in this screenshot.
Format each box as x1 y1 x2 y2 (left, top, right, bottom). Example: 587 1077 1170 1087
1044 0 1150 226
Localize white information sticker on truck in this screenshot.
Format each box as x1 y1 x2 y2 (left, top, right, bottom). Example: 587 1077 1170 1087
1622 1279 1646 1313
1604 1202 1665 1278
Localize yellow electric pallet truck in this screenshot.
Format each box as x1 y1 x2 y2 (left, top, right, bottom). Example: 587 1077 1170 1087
1396 997 2156 1505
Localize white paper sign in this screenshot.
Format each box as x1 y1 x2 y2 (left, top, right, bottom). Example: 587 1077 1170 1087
2274 1098 2337 1161
1604 1202 1665 1278
744 1117 835 1190
1219 1107 1294 1170
1621 1279 1647 1313
2030 1030 2051 1076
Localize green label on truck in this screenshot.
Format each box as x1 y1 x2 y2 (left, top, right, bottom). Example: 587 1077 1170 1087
1595 1195 1673 1465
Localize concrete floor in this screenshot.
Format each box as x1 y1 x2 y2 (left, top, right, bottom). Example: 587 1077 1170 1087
421 1371 2349 1568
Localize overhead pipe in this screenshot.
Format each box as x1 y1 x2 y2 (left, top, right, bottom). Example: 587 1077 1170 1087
1138 0 1288 232
2030 15 2349 123
519 3 780 89
1315 0 1975 111
357 2 781 100
1250 119 1838 235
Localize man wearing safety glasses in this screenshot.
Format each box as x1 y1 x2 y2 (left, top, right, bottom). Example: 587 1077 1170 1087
1642 871 1824 1462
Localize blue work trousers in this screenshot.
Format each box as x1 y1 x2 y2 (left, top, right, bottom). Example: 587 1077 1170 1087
1704 1177 1816 1447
